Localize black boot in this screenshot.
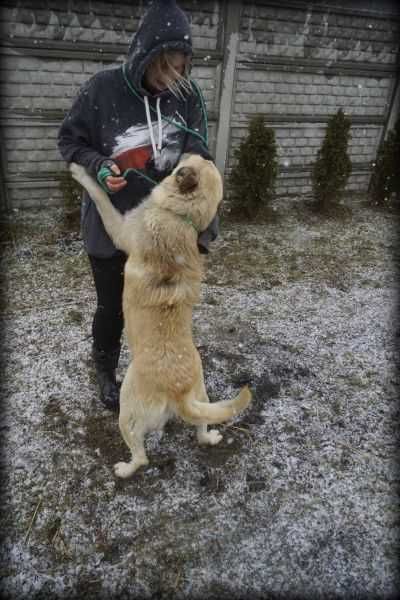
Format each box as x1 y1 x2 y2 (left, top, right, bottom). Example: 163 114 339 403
92 345 121 412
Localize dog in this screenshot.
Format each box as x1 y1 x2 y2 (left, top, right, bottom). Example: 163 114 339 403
70 154 251 478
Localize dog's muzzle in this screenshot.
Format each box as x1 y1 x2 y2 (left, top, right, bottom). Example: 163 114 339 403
175 166 199 193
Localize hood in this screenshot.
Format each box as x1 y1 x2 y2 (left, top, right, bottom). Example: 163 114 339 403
126 0 193 96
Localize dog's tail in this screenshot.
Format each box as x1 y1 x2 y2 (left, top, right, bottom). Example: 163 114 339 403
176 386 251 426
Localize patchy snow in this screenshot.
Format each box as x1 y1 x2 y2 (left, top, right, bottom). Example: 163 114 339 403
0 200 398 598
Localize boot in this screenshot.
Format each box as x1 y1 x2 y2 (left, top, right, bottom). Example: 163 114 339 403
92 345 121 412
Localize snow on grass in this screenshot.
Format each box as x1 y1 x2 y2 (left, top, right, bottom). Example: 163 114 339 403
0 202 399 598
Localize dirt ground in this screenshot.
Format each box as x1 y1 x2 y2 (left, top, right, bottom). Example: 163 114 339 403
0 197 399 599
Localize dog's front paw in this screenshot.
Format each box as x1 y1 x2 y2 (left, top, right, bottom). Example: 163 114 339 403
198 429 223 446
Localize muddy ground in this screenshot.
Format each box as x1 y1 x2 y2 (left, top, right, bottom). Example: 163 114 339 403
0 198 399 599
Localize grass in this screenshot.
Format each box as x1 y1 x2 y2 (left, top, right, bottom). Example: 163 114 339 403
205 212 382 291
0 198 398 598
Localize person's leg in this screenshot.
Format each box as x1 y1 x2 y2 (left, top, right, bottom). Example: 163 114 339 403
88 251 127 411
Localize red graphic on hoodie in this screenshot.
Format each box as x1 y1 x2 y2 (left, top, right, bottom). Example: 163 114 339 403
114 146 152 172
111 119 183 174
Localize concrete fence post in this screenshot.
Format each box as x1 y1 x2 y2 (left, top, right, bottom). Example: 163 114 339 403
214 0 242 177
384 74 400 137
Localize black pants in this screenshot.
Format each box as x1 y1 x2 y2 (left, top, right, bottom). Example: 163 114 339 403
88 252 127 353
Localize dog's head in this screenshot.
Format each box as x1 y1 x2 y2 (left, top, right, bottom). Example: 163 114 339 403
175 164 199 194
155 154 223 232
173 154 223 203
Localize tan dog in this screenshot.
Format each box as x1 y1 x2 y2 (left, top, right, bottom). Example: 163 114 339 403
70 155 251 478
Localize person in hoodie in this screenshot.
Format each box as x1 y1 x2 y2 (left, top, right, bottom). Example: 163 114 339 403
58 0 218 412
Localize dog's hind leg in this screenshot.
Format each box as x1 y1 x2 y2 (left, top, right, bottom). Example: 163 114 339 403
114 413 149 478
113 365 150 478
195 375 223 446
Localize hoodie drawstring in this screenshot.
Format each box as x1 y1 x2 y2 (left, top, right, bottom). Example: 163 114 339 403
144 95 163 158
122 64 209 148
156 97 162 151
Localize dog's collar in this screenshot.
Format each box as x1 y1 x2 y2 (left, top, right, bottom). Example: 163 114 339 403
179 214 201 234
164 207 202 235
163 208 201 234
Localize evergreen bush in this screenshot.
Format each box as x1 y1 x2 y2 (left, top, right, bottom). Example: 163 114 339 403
369 117 400 206
311 108 352 210
57 171 82 233
229 114 278 219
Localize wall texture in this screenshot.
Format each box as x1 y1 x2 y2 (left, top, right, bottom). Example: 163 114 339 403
0 0 399 209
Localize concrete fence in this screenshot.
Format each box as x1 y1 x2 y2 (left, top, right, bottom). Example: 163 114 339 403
0 0 399 210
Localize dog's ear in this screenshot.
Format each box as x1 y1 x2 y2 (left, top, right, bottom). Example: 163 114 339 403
175 166 199 194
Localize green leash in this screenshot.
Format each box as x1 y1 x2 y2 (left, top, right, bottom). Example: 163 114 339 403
96 64 210 235
97 66 209 193
97 165 157 192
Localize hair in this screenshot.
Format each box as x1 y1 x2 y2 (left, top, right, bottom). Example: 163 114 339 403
146 50 192 98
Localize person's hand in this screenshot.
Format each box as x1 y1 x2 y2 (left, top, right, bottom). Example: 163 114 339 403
98 160 127 193
104 162 127 193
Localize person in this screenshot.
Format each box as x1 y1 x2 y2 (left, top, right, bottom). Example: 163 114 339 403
58 0 219 412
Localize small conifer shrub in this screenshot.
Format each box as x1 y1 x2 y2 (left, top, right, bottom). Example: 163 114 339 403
312 108 352 210
369 117 400 206
57 171 82 232
229 114 278 219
